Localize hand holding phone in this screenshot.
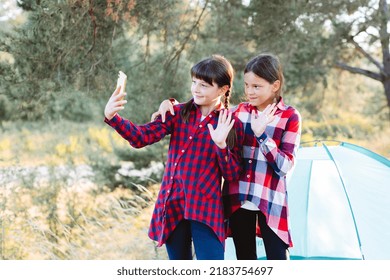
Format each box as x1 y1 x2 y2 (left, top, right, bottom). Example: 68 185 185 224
116 71 127 100
105 71 127 120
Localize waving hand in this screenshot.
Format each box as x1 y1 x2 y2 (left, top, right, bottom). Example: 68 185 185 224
250 103 277 137
207 109 235 149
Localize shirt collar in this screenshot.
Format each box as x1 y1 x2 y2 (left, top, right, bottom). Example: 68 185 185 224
190 98 225 113
245 97 286 112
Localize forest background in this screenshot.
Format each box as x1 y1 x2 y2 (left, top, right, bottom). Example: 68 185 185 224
0 0 389 260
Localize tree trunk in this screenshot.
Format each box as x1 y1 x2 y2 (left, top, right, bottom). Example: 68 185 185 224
384 78 390 120
380 0 390 120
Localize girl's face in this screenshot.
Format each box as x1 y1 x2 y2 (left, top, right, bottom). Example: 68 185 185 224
244 71 280 111
191 77 225 108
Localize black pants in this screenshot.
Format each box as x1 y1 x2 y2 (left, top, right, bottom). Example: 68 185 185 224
229 208 289 260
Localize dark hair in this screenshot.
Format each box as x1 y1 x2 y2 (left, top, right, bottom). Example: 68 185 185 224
190 54 234 99
244 53 284 101
181 55 237 149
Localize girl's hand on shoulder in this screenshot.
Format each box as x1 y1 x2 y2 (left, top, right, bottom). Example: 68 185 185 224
208 109 235 149
150 99 175 123
250 103 277 137
104 86 127 120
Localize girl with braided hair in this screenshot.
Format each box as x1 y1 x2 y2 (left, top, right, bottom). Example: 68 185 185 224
104 54 244 260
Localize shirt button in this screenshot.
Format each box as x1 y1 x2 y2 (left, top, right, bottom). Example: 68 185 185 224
189 136 193 139
199 124 203 128
167 190 170 194
260 139 263 142
249 160 252 163
170 176 173 180
181 149 185 153
209 114 212 118
247 175 250 178
174 162 177 166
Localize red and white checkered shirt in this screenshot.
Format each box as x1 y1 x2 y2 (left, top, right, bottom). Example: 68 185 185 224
105 100 244 247
223 98 301 247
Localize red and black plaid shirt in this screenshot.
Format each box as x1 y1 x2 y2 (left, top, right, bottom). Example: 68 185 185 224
105 100 244 247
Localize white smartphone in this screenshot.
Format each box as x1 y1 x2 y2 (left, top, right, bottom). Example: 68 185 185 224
116 71 127 99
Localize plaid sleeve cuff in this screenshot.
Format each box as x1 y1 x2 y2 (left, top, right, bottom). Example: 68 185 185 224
104 114 121 126
215 145 229 162
256 132 268 144
258 132 278 154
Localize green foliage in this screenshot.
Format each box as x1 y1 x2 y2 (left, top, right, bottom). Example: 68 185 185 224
1 0 389 123
122 52 192 123
16 0 38 11
113 139 168 169
87 151 123 191
44 89 97 122
1 0 130 121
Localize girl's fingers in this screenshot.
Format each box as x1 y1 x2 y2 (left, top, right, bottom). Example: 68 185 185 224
218 109 225 124
150 112 158 121
161 101 175 123
251 110 257 120
267 104 277 121
207 123 214 133
220 110 225 122
226 111 232 124
219 110 232 126
169 103 175 115
263 104 270 114
119 92 126 100
264 103 274 114
161 110 166 123
227 119 235 131
112 85 121 97
112 90 126 102
113 100 127 107
217 110 222 124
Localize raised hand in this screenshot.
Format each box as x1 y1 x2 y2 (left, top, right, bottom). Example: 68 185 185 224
150 99 175 122
250 103 277 137
207 109 235 149
104 86 127 120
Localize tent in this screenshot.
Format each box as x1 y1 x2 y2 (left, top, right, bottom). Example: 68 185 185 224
225 141 390 260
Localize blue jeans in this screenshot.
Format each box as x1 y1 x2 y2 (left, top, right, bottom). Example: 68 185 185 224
165 219 224 260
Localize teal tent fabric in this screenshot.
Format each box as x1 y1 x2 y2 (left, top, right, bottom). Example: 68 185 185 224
225 141 390 260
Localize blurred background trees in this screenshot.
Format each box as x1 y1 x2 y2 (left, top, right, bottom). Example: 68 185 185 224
0 0 388 124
